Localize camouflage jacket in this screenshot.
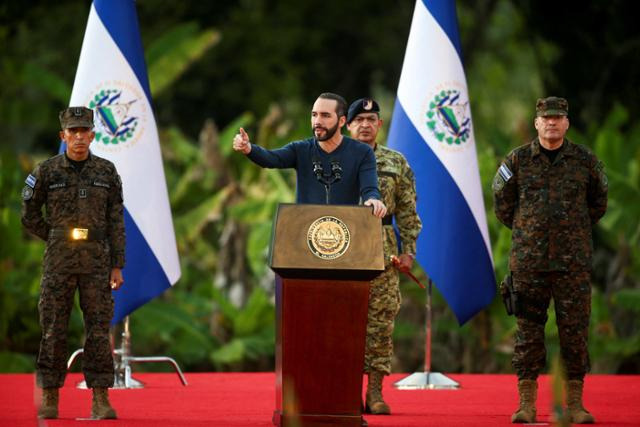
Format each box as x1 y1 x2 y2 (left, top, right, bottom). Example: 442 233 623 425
375 144 422 265
21 153 126 273
492 138 608 272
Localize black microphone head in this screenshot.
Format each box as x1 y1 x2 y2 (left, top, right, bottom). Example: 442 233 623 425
329 158 342 182
312 157 322 172
312 157 325 184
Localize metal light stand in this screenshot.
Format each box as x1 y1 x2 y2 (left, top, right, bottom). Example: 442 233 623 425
394 278 459 390
67 316 188 389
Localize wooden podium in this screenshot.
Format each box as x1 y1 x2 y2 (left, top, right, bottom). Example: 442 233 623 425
269 204 384 427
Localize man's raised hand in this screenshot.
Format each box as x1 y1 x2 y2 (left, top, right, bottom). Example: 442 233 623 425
233 127 252 154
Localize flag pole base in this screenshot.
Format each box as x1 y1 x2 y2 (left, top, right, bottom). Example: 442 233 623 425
393 371 459 390
66 316 188 389
68 354 186 389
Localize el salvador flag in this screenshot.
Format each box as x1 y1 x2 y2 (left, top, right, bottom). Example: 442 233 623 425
388 0 495 324
67 0 181 323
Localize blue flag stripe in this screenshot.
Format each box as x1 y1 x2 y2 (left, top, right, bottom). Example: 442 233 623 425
422 0 463 60
112 208 172 324
389 100 495 324
93 0 153 103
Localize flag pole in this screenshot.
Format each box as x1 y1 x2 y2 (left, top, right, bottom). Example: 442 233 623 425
66 316 188 389
393 278 459 390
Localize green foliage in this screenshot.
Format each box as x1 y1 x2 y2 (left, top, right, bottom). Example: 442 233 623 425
209 287 275 370
0 352 33 373
21 63 72 104
129 296 217 369
147 23 221 96
589 105 640 269
612 289 640 313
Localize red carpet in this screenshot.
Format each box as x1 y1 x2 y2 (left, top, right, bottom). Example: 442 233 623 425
1 373 638 426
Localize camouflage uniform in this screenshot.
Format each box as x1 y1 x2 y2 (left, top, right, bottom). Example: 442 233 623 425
22 152 125 388
364 144 422 374
493 137 607 380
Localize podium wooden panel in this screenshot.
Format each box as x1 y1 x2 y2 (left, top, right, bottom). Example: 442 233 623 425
269 204 384 427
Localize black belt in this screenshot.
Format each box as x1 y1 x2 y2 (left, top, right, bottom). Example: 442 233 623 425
49 228 106 241
382 215 393 226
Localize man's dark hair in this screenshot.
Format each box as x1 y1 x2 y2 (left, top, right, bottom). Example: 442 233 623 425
318 92 347 118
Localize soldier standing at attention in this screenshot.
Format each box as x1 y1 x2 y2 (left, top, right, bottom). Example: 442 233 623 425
347 98 422 415
493 97 608 424
21 107 125 420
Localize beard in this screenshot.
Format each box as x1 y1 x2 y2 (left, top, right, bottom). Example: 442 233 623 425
313 122 340 141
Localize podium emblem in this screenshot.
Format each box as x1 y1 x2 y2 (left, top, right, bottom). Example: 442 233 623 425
307 216 351 259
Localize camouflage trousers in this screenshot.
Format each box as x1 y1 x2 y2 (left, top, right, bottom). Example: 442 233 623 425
512 270 591 381
37 271 115 389
364 265 401 374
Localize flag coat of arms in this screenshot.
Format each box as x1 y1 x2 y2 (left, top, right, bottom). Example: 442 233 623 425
68 0 180 323
388 0 496 324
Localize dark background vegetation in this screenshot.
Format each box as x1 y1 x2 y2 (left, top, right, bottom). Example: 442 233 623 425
1 0 639 375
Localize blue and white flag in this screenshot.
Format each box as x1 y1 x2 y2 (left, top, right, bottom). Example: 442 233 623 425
388 0 495 324
68 0 180 323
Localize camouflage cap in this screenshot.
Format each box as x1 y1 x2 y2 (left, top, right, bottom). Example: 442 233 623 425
59 106 94 129
536 96 568 117
347 98 380 123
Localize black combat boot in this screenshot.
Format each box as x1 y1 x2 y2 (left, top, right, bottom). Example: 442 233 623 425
38 388 59 419
566 380 595 424
511 379 537 423
365 371 391 415
91 387 117 419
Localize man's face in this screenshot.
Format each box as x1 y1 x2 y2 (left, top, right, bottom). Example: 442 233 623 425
347 113 382 146
311 98 345 141
534 115 569 142
60 127 94 160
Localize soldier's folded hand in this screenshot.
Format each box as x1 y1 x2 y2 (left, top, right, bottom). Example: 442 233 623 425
110 268 124 290
391 254 414 273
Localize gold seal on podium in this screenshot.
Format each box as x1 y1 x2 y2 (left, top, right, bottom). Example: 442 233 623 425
307 216 351 259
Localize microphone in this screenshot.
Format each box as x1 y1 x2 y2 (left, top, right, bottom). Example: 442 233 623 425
312 157 324 182
330 159 342 182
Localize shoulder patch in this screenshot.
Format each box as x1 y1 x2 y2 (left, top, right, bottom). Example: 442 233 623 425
498 163 513 182
492 174 505 192
25 174 37 188
22 186 34 200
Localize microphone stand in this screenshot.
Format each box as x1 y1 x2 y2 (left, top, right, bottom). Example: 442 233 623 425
313 159 342 204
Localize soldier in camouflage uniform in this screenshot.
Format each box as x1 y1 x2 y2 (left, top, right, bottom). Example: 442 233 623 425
493 97 607 424
347 98 422 415
21 107 125 420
